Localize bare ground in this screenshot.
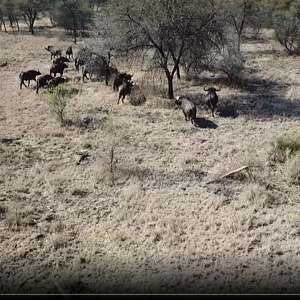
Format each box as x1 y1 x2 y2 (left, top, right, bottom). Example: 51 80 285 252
1 22 300 294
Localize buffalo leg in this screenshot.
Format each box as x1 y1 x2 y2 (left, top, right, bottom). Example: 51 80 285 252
83 73 88 82
20 80 27 89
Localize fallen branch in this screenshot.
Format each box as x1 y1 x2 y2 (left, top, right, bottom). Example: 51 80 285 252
205 165 249 184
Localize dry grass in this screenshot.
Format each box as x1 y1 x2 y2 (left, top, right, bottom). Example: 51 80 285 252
2 21 300 293
285 155 300 184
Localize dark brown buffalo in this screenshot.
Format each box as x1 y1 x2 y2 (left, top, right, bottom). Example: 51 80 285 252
204 86 221 117
45 45 62 60
19 70 41 89
113 73 133 91
66 46 73 60
50 62 68 77
118 80 134 104
36 74 53 94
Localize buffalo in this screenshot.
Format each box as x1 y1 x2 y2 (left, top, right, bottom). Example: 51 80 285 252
52 56 70 64
118 80 134 104
48 76 67 88
36 74 53 94
45 45 62 60
50 62 68 77
82 63 96 82
66 46 73 60
19 70 41 89
82 62 117 85
175 96 197 125
75 56 85 72
113 73 133 91
204 86 221 117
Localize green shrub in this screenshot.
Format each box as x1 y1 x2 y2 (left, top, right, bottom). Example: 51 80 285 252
272 135 300 162
44 86 78 125
272 10 300 55
218 47 245 86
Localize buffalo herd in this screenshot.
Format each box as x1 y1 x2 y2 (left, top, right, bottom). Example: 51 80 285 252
19 45 221 118
19 45 135 101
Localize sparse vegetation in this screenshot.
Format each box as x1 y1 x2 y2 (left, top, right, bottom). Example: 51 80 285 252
98 121 129 186
3 1 300 294
239 183 270 208
107 0 223 99
285 154 300 184
272 135 300 162
43 86 78 125
272 9 300 55
217 46 246 85
128 85 147 106
54 0 94 44
17 0 49 34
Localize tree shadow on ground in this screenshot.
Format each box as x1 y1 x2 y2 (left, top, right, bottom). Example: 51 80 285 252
5 25 60 38
33 25 65 39
183 73 300 119
217 104 239 119
195 117 218 128
234 76 300 119
187 76 230 89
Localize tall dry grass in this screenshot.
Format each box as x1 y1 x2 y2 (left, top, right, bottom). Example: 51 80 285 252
1 22 300 293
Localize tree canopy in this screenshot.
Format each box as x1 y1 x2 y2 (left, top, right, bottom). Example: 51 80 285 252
107 0 222 99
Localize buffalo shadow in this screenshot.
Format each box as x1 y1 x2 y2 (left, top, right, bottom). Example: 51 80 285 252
195 117 218 129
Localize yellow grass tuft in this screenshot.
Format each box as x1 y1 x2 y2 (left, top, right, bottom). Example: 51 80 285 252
285 154 300 184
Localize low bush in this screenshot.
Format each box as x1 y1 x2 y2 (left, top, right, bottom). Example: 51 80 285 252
129 85 147 106
272 10 300 55
44 86 78 125
272 135 300 162
218 47 245 86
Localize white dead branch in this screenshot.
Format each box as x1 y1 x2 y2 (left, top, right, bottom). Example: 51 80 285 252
205 165 251 184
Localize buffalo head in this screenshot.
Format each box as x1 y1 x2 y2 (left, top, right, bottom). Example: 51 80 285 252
204 86 221 92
